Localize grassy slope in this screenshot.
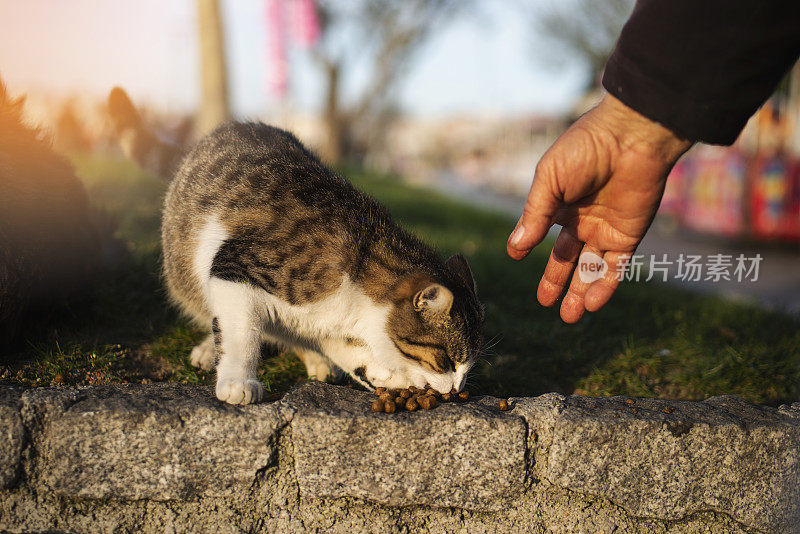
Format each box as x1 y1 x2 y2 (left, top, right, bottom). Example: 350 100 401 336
2 155 798 405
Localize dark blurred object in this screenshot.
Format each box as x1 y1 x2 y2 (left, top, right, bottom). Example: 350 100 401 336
0 80 120 349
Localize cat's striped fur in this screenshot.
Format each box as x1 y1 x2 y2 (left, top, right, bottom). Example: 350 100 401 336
108 88 483 404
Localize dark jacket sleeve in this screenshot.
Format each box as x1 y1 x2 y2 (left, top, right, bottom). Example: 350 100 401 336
602 0 800 145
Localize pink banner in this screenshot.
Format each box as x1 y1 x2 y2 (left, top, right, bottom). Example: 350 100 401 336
291 0 320 48
265 0 288 98
264 0 320 99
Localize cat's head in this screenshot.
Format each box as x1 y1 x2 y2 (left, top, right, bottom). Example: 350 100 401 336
386 254 484 393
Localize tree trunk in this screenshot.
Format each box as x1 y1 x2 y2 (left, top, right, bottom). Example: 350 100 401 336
196 0 230 135
321 60 346 163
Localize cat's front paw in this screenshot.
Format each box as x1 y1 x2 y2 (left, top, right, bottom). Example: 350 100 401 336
216 378 264 405
370 371 426 391
190 336 216 371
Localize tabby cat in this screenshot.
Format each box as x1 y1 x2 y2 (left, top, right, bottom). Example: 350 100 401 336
108 88 483 405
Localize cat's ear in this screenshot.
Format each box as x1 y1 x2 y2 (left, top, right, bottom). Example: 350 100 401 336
446 254 476 294
413 284 454 315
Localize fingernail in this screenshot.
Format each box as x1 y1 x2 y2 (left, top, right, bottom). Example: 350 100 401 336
509 220 525 248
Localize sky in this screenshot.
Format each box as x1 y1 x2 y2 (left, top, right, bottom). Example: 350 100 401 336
0 0 587 118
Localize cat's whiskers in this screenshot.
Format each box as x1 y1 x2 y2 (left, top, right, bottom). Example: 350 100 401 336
482 334 503 353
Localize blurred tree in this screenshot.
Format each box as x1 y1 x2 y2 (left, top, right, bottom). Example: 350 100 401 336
311 0 467 163
197 0 231 134
532 0 634 90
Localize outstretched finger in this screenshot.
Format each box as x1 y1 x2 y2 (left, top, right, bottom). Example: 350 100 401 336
584 251 629 313
537 228 583 307
559 243 605 323
508 164 561 260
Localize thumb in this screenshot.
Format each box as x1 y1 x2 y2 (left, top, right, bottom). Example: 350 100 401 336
507 167 560 260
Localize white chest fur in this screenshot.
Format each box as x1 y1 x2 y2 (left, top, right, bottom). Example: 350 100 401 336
192 215 392 357
192 214 461 397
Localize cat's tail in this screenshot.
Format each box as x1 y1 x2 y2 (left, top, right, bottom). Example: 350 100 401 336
107 87 183 179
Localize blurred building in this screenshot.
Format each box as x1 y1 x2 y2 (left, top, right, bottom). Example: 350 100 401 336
376 113 567 196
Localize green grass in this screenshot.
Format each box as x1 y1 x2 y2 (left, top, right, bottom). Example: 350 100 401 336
2 155 799 405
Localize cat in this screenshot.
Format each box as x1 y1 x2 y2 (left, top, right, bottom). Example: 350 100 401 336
108 87 483 405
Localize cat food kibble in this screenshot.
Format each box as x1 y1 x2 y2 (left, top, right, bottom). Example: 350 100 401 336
499 399 509 411
370 385 470 413
420 396 437 410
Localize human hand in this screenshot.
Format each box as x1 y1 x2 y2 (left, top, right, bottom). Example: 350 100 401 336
507 94 692 323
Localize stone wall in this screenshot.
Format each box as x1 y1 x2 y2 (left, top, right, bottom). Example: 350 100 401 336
0 382 798 533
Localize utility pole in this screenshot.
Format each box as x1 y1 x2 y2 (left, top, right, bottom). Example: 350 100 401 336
196 0 230 134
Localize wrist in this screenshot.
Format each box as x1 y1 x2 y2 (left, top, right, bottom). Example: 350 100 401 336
596 94 693 164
